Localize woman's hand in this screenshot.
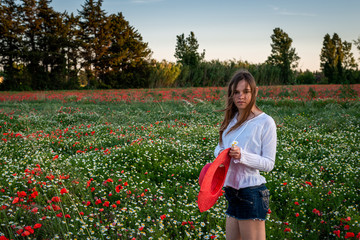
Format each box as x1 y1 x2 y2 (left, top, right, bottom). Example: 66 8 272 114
229 145 241 159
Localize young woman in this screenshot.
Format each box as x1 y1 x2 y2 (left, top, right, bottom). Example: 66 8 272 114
214 70 277 240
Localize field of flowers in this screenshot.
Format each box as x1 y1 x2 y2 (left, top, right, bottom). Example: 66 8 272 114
0 84 359 103
0 85 359 239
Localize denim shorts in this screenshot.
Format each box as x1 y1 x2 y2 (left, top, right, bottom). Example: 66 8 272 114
224 184 270 221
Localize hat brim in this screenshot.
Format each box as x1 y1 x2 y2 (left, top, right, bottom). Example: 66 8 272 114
197 148 231 212
198 163 212 186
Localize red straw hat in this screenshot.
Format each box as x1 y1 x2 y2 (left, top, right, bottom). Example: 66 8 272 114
198 163 212 185
197 148 231 212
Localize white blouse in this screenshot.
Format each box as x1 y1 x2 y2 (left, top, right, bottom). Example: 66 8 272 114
214 112 277 190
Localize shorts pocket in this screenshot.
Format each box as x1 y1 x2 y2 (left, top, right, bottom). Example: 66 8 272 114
259 189 270 210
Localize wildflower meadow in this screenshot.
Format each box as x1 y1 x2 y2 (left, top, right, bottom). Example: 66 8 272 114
0 85 359 240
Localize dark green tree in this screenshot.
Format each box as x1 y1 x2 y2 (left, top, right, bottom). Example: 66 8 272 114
78 0 110 87
37 0 70 89
266 27 300 84
333 33 344 82
21 0 44 89
62 12 81 89
0 0 26 90
342 41 357 70
174 31 205 67
320 33 357 83
99 12 152 88
320 34 336 83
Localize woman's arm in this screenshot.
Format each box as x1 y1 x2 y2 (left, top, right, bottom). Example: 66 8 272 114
214 142 224 158
233 119 277 172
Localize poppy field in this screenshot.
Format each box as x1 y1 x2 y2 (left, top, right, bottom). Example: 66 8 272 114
0 85 359 240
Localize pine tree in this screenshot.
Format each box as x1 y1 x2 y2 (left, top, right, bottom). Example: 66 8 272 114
63 12 81 88
78 0 110 87
0 0 26 90
21 0 45 89
99 12 151 88
37 0 69 89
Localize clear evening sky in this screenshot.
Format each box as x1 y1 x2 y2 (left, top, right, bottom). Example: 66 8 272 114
52 0 360 71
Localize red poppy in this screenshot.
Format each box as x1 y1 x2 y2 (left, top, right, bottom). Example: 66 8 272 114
312 208 321 216
138 226 144 231
33 223 42 229
345 232 355 239
60 188 68 195
52 205 61 211
17 191 26 197
17 191 27 198
52 196 61 202
31 207 38 213
21 231 31 237
30 190 38 199
12 197 19 204
65 214 71 218
24 226 34 234
115 185 123 193
46 175 55 180
56 212 63 217
295 213 299 217
160 214 166 220
305 181 313 186
333 230 340 238
284 228 291 232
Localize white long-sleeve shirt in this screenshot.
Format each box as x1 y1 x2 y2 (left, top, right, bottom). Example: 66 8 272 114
214 112 277 189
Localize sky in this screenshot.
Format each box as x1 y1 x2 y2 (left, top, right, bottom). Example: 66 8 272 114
51 0 360 71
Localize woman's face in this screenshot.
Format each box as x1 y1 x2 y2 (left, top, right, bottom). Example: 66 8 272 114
233 80 252 111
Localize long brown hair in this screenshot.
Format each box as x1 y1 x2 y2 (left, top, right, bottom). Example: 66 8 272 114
219 69 259 144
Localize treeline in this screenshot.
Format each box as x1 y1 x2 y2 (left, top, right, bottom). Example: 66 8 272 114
0 0 151 90
0 0 360 91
